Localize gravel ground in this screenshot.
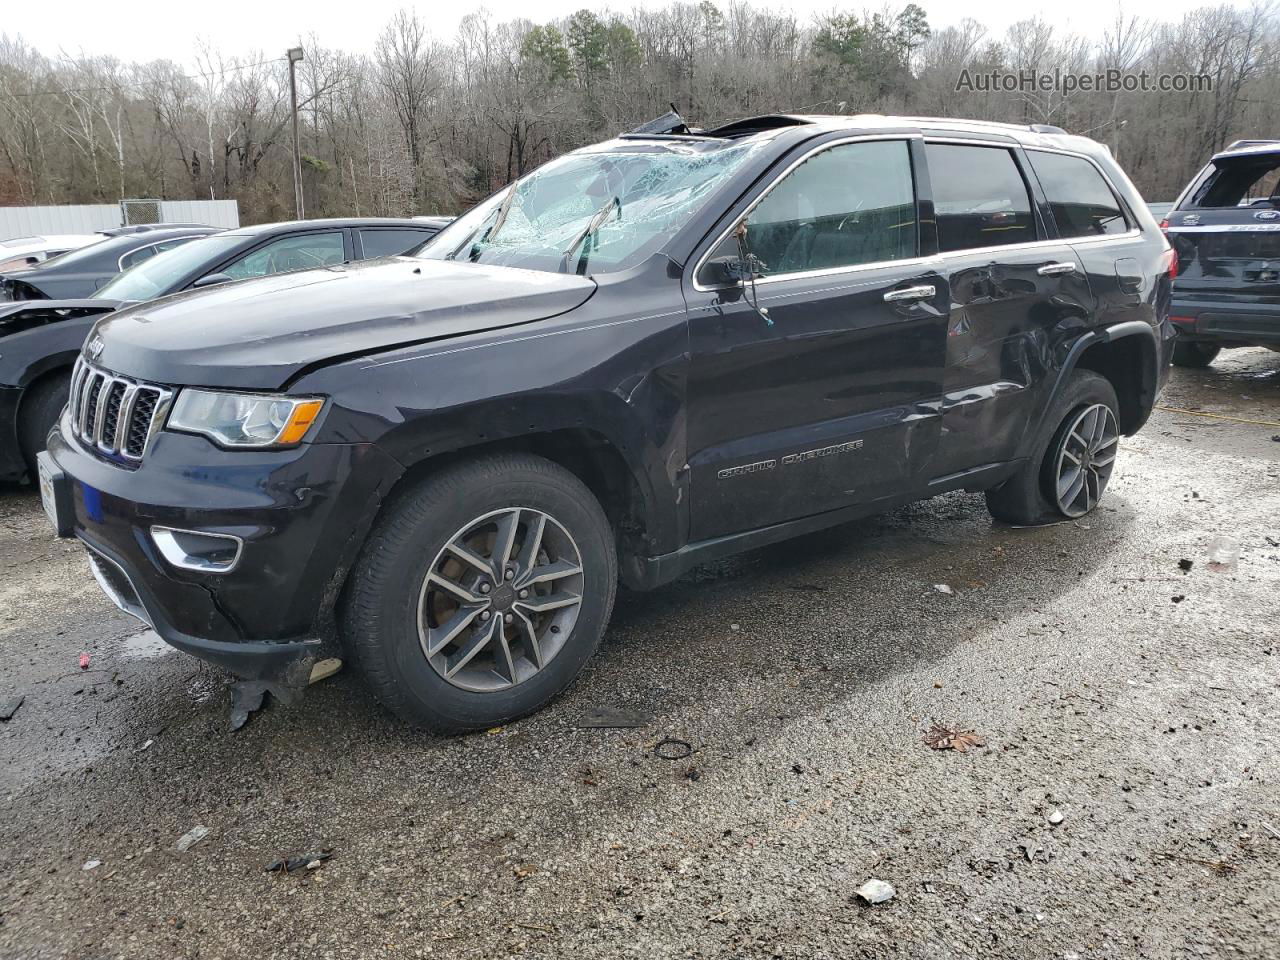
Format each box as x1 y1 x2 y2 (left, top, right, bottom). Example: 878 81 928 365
1 350 1278 960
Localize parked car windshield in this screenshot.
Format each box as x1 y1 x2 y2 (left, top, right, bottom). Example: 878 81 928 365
421 140 762 275
96 234 243 301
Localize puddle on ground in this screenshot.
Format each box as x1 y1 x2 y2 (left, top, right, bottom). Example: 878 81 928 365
119 630 172 660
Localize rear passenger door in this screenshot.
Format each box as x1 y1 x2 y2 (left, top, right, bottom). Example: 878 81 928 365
1023 148 1151 332
925 140 1095 479
684 136 949 541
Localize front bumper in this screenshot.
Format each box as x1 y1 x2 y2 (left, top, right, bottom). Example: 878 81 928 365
46 414 403 680
1170 294 1280 347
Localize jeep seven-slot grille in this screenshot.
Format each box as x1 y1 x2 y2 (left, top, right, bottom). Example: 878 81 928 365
68 358 173 462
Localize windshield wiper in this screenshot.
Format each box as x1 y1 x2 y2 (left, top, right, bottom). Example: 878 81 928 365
445 185 518 262
560 197 621 274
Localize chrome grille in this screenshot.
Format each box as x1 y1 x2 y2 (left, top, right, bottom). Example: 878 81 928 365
68 358 172 462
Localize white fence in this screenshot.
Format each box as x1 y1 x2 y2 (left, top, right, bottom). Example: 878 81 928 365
0 200 239 239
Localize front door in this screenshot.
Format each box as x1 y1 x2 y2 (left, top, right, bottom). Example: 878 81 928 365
683 136 949 542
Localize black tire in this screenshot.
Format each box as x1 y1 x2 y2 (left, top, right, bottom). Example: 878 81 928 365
342 453 617 731
1171 341 1220 368
985 370 1119 525
18 371 71 479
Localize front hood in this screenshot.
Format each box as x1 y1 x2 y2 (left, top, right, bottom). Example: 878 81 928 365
93 258 597 389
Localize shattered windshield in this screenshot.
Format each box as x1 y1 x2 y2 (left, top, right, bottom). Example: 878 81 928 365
421 141 762 275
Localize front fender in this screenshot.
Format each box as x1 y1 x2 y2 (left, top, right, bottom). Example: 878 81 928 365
296 307 691 557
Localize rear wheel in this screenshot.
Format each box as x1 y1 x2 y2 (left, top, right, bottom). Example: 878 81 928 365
18 371 71 479
342 453 617 730
1172 341 1220 368
985 370 1120 525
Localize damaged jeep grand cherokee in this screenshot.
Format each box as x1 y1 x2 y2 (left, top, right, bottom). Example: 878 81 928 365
41 114 1174 730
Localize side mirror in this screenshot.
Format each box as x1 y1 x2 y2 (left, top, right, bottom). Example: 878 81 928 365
192 272 233 289
701 255 758 287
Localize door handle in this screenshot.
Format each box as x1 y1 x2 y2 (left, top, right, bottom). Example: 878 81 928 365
883 284 936 303
1037 261 1077 276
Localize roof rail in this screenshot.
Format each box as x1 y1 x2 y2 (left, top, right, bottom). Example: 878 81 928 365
1029 123 1067 134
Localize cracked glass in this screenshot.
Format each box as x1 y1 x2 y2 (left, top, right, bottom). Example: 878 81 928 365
421 140 764 275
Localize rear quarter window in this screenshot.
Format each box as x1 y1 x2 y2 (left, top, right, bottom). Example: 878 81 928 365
1027 151 1130 237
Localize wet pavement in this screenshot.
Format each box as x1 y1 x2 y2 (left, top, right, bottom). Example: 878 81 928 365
1 349 1278 959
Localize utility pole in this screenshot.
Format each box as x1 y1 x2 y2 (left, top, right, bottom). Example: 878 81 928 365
287 46 305 219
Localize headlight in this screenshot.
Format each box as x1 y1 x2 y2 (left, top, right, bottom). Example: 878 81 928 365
167 389 324 448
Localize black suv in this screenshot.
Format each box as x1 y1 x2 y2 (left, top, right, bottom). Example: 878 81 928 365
40 114 1174 730
1165 139 1280 366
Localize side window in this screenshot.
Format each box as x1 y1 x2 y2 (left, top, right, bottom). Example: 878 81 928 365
220 232 345 280
359 228 435 259
926 144 1036 252
709 139 916 279
1027 151 1130 237
119 245 159 270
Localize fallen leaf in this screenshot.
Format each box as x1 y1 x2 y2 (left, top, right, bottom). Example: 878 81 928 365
923 724 985 752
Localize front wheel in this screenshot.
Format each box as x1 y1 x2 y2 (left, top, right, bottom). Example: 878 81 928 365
18 371 71 480
986 370 1120 525
342 453 617 730
1172 341 1220 368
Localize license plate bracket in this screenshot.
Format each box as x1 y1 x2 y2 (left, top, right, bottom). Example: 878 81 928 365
37 451 73 538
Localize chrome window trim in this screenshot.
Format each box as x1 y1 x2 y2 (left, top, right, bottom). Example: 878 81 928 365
116 239 170 272
692 133 1146 293
690 133 923 293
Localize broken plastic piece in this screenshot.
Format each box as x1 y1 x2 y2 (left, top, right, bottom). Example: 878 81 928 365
266 851 333 874
176 825 209 852
856 878 895 904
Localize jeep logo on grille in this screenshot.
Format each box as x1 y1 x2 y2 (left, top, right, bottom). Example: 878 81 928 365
86 336 105 360
1254 209 1280 221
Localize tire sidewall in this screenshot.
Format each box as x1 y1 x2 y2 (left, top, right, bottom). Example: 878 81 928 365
1036 371 1119 517
357 460 616 729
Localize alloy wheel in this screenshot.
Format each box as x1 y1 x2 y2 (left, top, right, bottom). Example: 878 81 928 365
417 507 585 692
1052 403 1119 517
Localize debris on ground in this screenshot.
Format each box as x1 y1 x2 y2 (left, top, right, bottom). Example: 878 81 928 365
77 653 90 670
923 724 985 752
1172 595 1185 603
307 657 343 684
514 864 538 880
486 726 504 736
1048 809 1065 826
933 584 954 595
0 695 24 721
730 623 741 632
266 851 333 874
1178 558 1194 573
855 878 896 904
1156 851 1235 875
175 826 209 852
654 737 693 760
1207 536 1241 573
684 766 701 782
576 706 650 729
81 860 101 871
